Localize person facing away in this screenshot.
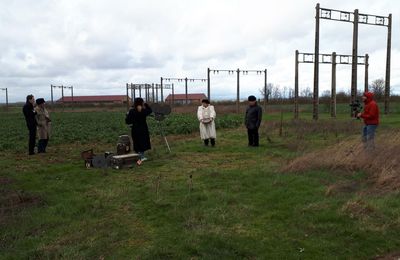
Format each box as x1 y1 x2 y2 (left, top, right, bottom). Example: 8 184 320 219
197 99 216 147
35 98 51 153
357 91 379 150
22 94 37 155
125 98 153 165
245 95 262 147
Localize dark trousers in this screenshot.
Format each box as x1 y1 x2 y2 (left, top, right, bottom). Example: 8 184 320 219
247 128 259 146
204 138 216 146
38 139 48 153
28 127 37 155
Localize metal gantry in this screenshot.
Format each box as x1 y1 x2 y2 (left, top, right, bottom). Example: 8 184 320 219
0 88 8 109
208 68 267 113
126 83 173 110
314 3 392 119
51 85 74 105
161 77 207 105
153 83 173 104
295 50 369 119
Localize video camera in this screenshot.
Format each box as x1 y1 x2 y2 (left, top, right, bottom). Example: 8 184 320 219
151 103 172 121
349 100 362 119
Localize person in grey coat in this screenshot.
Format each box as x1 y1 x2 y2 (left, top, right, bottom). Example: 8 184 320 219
245 95 262 147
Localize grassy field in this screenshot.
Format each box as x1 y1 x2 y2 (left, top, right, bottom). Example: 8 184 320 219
1 104 400 259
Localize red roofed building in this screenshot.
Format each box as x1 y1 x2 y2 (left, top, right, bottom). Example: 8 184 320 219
165 93 207 104
57 95 130 104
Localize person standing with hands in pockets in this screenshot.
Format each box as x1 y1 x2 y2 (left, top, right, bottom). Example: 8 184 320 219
197 99 216 147
245 95 262 147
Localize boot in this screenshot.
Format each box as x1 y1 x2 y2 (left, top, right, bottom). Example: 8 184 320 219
210 138 215 147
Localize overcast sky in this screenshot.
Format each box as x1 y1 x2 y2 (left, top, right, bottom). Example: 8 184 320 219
0 0 399 102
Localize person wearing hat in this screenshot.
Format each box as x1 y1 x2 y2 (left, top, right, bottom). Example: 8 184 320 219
35 98 51 153
245 95 262 147
197 99 217 147
357 92 379 150
22 94 37 155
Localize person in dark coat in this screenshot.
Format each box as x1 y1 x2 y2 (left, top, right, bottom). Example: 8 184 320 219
245 95 262 147
125 98 152 165
22 94 37 155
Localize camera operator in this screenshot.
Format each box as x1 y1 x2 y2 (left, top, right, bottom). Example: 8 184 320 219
125 98 152 165
357 92 379 150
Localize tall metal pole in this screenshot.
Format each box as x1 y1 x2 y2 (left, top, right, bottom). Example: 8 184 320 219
172 83 175 106
152 83 155 103
5 88 8 109
160 77 164 102
126 83 129 110
236 68 240 114
61 85 65 110
365 54 369 92
71 86 74 103
331 52 337 118
295 50 299 119
385 13 392 114
51 85 54 105
313 3 320 120
264 69 267 112
351 9 359 115
156 85 159 103
131 86 134 105
185 77 188 105
207 68 211 101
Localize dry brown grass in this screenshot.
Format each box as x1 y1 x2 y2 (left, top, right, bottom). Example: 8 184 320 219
282 131 400 193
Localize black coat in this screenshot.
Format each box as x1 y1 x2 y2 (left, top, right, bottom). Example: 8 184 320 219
245 104 262 130
22 102 37 130
125 105 153 153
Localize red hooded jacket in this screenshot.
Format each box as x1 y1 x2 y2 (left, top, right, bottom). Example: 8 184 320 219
360 92 379 125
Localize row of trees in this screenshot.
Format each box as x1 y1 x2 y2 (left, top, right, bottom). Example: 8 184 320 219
260 78 391 103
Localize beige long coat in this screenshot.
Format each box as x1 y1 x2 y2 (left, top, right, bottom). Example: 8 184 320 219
35 107 51 139
197 105 216 140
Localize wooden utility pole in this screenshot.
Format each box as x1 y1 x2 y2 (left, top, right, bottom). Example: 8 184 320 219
313 3 320 120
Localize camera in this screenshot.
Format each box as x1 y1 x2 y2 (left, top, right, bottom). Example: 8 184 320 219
349 100 362 119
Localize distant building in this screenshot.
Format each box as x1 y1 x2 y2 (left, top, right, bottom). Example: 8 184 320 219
165 93 207 104
57 95 130 104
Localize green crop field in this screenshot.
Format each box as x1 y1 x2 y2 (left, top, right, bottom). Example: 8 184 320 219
1 104 400 259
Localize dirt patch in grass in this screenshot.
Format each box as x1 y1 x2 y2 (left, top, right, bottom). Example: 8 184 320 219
325 181 360 196
0 187 44 226
373 251 400 260
340 199 377 220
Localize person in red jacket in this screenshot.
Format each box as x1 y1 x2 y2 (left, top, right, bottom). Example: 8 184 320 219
357 92 379 150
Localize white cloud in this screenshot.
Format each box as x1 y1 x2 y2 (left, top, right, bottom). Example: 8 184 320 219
0 0 399 102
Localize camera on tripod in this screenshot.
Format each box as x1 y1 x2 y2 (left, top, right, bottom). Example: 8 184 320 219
349 100 362 119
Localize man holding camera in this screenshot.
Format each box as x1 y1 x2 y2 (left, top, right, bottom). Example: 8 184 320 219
357 92 379 150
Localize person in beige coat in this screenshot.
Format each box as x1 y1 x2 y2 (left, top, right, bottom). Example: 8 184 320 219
35 98 51 153
197 99 216 146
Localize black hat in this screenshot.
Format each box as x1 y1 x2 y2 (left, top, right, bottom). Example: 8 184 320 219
248 95 257 101
36 98 45 105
